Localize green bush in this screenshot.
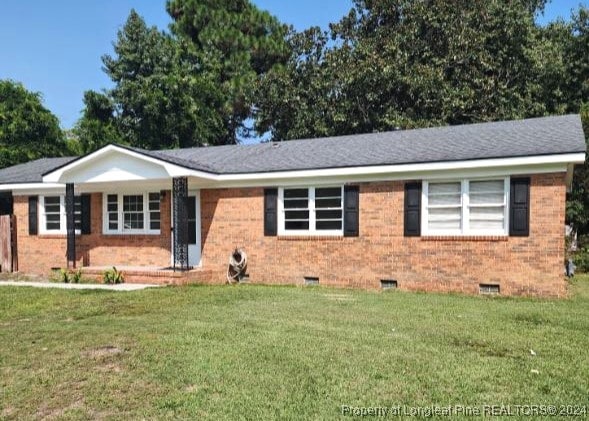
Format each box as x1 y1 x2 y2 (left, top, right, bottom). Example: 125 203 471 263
103 267 124 284
573 248 589 273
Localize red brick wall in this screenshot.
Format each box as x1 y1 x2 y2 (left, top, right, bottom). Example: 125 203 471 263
14 192 171 274
200 173 567 297
13 173 567 296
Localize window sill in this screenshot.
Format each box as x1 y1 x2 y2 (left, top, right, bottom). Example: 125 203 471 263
38 231 82 238
101 232 161 237
277 235 345 241
421 235 508 242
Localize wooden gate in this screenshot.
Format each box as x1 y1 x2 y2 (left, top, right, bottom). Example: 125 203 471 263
0 214 17 272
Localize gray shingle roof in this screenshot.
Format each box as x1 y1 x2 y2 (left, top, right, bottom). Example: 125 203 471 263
0 157 76 183
0 114 585 184
154 114 586 174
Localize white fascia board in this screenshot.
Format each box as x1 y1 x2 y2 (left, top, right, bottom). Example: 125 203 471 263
42 144 217 183
189 153 584 188
12 151 585 190
1 183 65 196
213 153 586 183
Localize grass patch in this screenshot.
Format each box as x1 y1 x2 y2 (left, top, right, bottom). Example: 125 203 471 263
1 277 588 418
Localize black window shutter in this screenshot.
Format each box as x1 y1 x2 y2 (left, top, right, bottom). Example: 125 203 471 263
81 194 91 234
28 196 38 235
264 188 277 236
404 182 422 237
343 185 359 237
510 177 530 236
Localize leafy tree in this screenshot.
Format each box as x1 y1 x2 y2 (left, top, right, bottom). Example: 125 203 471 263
100 9 226 150
256 0 555 140
0 80 66 168
74 90 121 154
167 0 290 142
567 103 589 236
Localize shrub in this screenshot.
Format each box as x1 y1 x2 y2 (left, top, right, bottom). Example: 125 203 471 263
56 268 85 283
573 248 589 273
103 267 124 284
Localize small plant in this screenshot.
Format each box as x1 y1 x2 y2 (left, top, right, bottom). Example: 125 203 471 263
56 268 85 283
59 268 70 284
103 267 124 284
71 268 83 284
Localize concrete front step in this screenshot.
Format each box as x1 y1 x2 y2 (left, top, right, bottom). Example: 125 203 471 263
81 266 214 285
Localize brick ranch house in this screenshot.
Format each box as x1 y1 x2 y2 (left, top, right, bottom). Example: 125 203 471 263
0 115 585 296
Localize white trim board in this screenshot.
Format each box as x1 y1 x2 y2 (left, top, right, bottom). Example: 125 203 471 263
0 146 579 192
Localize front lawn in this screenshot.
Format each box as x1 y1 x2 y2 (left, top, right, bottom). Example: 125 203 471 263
1 278 588 419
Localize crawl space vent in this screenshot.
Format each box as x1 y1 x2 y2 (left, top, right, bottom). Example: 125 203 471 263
479 284 500 295
380 279 398 290
304 276 319 286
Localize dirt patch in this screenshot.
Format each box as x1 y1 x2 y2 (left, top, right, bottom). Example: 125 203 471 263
36 398 85 420
82 345 124 359
1 406 15 418
96 362 123 373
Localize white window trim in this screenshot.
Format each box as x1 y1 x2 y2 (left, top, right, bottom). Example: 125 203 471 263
278 186 344 236
102 192 161 235
39 195 81 235
421 177 510 236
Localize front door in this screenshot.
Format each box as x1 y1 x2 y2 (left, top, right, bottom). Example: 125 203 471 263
187 192 201 267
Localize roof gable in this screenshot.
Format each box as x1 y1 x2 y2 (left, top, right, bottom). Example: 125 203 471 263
42 145 207 184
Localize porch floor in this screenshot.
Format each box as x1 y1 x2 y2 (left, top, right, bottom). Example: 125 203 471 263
81 266 213 285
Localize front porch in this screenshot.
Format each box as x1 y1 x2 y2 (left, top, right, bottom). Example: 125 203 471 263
81 266 214 285
39 145 208 275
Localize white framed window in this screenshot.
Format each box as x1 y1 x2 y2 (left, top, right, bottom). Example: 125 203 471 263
278 186 343 236
103 192 160 234
422 178 509 236
39 195 81 234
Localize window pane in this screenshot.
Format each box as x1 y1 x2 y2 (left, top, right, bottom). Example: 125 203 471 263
46 213 61 230
284 189 308 199
122 195 144 230
108 211 118 230
316 220 342 230
285 220 309 230
44 196 61 213
150 211 160 230
147 193 160 231
315 187 341 198
73 196 82 230
285 210 309 220
123 195 143 212
284 199 308 209
315 198 341 208
124 212 144 229
469 206 505 230
44 197 61 230
316 209 343 220
470 193 504 205
429 182 461 195
428 207 461 230
470 180 503 193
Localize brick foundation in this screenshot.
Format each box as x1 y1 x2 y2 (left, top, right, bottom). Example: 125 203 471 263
13 173 568 297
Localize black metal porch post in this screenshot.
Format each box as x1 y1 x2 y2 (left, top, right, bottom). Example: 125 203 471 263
65 183 76 268
172 177 189 271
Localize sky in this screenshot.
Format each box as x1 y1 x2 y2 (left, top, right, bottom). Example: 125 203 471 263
0 0 585 130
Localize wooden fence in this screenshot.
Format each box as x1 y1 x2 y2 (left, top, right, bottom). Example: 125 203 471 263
0 214 17 272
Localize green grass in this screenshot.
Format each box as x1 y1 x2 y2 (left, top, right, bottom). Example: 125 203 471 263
1 278 589 419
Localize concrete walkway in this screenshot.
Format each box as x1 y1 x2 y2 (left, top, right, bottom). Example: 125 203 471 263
0 281 162 291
